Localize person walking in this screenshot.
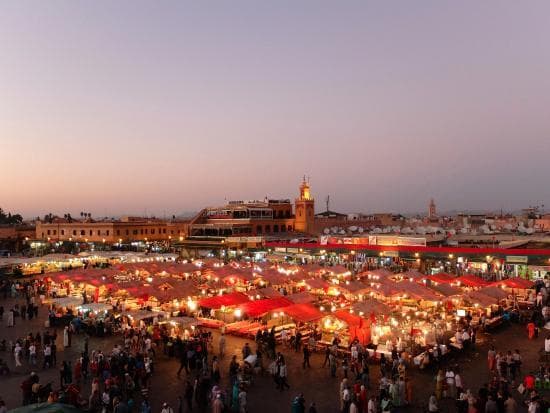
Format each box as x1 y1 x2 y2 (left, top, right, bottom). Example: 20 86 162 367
184 380 193 412
63 327 70 348
487 346 496 371
435 370 445 400
238 385 247 413
278 360 290 391
212 394 224 413
29 342 37 366
212 356 220 383
218 334 226 358
161 402 174 413
445 367 455 398
14 342 23 367
329 353 337 378
527 322 536 340
322 346 331 367
303 345 311 369
428 394 438 412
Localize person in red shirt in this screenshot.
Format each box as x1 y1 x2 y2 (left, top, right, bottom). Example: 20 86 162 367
525 374 535 390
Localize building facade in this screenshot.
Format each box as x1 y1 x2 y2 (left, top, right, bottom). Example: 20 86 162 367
36 217 189 243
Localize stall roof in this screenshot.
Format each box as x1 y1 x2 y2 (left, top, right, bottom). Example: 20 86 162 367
334 310 366 327
256 269 289 285
389 281 442 301
455 275 490 288
493 278 534 289
221 269 256 284
279 303 323 323
360 268 393 280
303 263 329 275
463 291 498 308
238 297 292 318
426 283 461 297
478 286 508 300
392 270 424 280
244 287 282 300
198 292 250 309
422 273 455 284
257 286 282 298
285 291 316 304
325 265 351 276
352 300 391 316
336 280 371 294
304 278 330 290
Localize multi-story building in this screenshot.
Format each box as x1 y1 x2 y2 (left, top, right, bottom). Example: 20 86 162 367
186 178 320 238
35 216 189 243
188 199 295 237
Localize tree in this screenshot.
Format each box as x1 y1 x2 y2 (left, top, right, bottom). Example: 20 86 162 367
0 207 23 225
43 213 54 223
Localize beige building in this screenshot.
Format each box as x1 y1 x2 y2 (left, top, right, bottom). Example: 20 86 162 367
36 217 189 243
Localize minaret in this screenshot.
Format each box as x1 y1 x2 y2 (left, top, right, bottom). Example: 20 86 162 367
294 177 315 233
429 198 436 219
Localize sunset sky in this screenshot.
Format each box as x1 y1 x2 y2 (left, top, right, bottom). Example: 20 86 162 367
1 1 550 218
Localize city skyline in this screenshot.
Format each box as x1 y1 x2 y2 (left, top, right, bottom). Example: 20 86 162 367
2 1 550 217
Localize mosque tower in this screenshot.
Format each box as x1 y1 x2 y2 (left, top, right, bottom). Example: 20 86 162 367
294 176 315 233
429 198 437 219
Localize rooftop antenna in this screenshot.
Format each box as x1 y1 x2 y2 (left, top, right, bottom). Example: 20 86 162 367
325 195 330 212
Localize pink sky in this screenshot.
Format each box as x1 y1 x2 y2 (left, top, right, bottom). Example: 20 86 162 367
1 1 550 218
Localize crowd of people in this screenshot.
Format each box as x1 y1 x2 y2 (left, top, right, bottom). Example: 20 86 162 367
4 274 550 413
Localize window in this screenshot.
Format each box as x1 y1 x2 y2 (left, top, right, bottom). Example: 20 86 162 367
47 230 50 235
53 230 57 235
97 230 101 236
80 230 85 236
133 230 138 235
140 229 143 235
61 230 65 235
89 230 92 236
106 230 109 236
151 229 155 234
116 230 120 236
126 230 129 235
163 229 166 234
171 230 174 234
256 226 262 234
73 230 76 236
273 225 279 233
